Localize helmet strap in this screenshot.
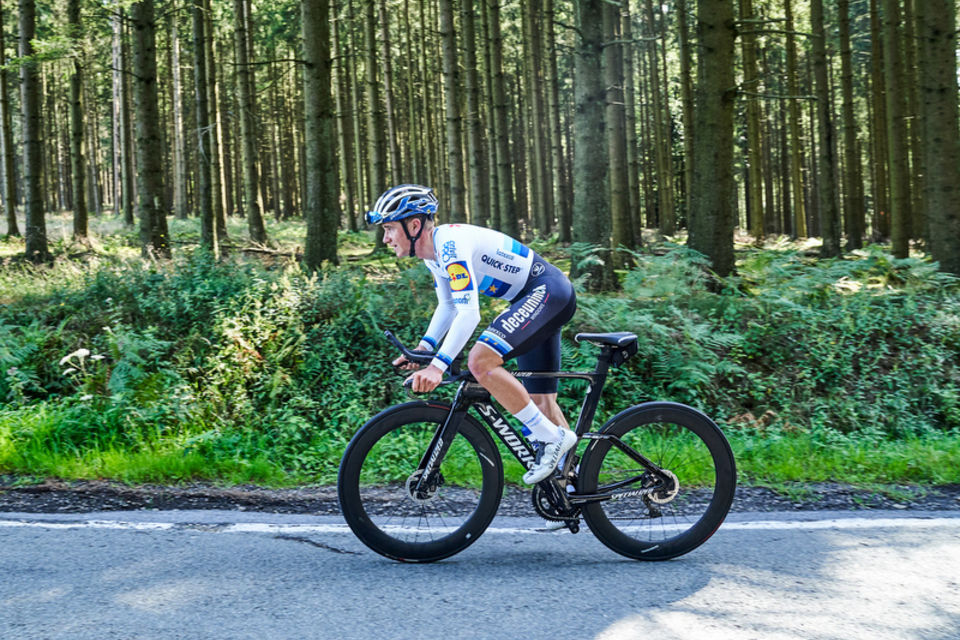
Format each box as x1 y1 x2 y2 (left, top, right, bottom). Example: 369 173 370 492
401 217 425 258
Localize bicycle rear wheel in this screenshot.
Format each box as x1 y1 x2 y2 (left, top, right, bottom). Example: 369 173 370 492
578 402 736 560
338 402 503 562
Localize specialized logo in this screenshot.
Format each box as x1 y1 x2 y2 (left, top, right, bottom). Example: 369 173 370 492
501 285 547 333
611 488 653 501
441 240 457 262
476 403 536 468
446 261 473 291
422 437 444 485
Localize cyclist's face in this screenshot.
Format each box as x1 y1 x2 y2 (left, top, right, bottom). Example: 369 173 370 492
382 222 408 257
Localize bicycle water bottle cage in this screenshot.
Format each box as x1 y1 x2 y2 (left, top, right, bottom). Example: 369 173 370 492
575 332 638 367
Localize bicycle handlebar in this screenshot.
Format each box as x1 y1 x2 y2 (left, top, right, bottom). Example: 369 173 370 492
384 330 465 382
384 330 435 365
383 330 464 387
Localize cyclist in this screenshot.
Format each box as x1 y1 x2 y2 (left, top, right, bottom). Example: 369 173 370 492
366 184 578 484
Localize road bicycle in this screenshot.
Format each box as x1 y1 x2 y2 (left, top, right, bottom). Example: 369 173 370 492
337 330 737 563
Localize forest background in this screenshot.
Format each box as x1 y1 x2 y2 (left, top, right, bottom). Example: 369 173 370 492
0 0 958 491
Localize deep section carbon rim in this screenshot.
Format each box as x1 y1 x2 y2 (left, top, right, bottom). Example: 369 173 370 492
579 403 736 560
338 404 503 562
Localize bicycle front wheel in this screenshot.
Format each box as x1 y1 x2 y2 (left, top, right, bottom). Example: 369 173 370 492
578 402 736 560
337 402 503 562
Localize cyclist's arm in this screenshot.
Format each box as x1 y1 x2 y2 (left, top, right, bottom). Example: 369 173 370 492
418 274 456 352
429 259 481 373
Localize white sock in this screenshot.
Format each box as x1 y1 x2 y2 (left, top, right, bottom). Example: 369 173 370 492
514 401 563 443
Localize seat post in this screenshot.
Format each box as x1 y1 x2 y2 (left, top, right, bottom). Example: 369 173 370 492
594 346 615 375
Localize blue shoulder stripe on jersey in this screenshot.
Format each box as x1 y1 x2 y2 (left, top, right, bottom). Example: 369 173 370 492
435 352 454 367
479 331 512 356
504 237 530 258
477 275 511 298
421 336 438 349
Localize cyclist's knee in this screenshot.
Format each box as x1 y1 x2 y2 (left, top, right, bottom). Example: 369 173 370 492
468 343 502 379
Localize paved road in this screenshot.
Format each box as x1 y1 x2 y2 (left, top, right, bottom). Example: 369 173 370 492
1 510 959 640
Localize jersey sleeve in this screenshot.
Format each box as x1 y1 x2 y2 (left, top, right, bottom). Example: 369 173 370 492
420 273 456 351
428 229 482 372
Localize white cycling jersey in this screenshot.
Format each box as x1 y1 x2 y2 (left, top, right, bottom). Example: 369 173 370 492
419 224 536 372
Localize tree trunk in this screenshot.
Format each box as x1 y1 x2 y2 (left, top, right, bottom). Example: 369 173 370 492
347 0 367 211
203 0 225 236
479 0 497 227
572 0 610 288
130 0 170 258
377 0 402 182
869 0 890 239
621 3 640 242
439 0 466 222
903 0 924 241
521 0 549 234
882 0 912 258
193 0 216 255
301 0 340 269
462 0 487 227
333 6 358 231
233 0 267 243
217 39 236 219
677 0 694 231
918 0 960 274
740 0 763 240
363 0 386 202
604 2 632 264
488 0 516 235
838 0 864 250
644 0 675 235
811 0 841 257
20 0 49 261
784 0 806 238
171 9 188 220
689 0 736 277
0 0 18 236
545 0 570 242
67 0 87 240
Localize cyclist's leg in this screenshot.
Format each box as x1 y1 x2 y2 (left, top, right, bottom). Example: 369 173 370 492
531 393 569 429
470 265 576 447
516 331 569 429
467 345 530 415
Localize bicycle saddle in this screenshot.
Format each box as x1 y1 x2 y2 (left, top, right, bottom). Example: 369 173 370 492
574 332 638 347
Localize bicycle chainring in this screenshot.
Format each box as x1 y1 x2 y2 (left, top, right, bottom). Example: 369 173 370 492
531 484 578 523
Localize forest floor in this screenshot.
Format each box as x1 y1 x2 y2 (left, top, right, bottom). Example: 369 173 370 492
1 476 959 516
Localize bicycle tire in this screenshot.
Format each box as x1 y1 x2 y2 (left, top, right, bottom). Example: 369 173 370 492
338 402 504 562
578 401 736 560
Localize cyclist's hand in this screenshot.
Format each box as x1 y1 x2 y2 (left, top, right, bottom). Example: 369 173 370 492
393 347 430 371
406 364 444 393
392 354 418 371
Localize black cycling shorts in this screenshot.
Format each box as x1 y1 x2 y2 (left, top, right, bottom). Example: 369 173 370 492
477 254 576 394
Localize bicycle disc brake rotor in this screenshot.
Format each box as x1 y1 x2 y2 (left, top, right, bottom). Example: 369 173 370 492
405 470 443 504
645 469 680 505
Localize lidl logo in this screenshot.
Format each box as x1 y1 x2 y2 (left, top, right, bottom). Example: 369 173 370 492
446 261 473 291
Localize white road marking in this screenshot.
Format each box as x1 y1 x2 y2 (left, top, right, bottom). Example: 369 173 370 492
0 516 958 536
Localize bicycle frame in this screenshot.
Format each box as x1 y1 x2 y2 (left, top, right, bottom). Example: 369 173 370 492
412 347 617 502
412 346 679 510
